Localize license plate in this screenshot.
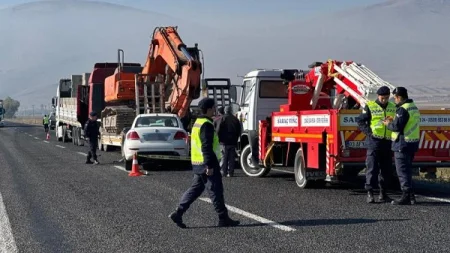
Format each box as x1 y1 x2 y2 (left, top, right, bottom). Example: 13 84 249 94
346 141 366 148
143 133 171 141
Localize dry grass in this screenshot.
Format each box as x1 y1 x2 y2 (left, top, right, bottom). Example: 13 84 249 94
7 117 42 125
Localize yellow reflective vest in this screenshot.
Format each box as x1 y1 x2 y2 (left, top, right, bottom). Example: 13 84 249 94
191 117 222 165
367 101 396 139
391 102 420 143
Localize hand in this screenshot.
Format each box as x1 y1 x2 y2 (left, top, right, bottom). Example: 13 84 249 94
382 119 392 126
205 167 214 176
385 116 394 120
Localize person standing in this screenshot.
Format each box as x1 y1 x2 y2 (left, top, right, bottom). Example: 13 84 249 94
84 111 100 165
43 115 49 133
383 87 420 205
357 86 396 203
169 98 240 228
218 105 241 177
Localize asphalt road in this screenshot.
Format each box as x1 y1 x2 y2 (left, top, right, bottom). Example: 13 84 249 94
1 121 450 253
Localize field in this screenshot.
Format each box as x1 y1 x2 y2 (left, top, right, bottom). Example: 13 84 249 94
7 117 41 125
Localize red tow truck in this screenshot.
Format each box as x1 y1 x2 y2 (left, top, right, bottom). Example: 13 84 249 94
254 60 450 188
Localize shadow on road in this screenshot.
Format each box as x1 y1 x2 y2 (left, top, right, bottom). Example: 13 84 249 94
187 218 410 229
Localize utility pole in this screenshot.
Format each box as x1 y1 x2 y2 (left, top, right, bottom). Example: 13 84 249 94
32 105 35 124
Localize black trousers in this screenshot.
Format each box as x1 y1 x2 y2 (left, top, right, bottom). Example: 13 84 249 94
178 172 228 219
87 140 98 161
221 145 237 175
365 148 393 191
394 151 415 192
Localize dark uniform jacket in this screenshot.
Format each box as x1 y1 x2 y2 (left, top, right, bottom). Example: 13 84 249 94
387 99 420 153
356 100 392 150
217 114 242 146
84 119 100 141
192 115 220 174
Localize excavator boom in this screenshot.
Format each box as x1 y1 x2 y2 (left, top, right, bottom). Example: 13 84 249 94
141 26 202 118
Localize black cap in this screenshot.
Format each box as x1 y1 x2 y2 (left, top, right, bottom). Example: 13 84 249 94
218 106 224 115
90 111 97 117
392 87 408 97
198 97 215 110
376 86 391 96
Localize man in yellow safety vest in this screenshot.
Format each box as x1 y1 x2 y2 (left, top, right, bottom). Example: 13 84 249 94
43 115 49 133
357 86 396 203
383 87 420 205
169 98 240 228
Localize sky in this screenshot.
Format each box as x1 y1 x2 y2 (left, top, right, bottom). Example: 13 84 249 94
0 0 384 26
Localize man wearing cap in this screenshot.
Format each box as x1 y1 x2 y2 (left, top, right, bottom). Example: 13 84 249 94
169 97 240 228
383 87 420 205
84 111 100 165
357 86 396 203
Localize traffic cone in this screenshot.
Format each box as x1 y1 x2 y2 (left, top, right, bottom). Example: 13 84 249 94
128 153 144 177
46 133 50 140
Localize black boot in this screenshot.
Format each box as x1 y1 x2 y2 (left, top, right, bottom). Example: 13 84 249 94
367 190 375 203
410 192 416 205
218 217 240 227
391 191 411 205
168 209 186 228
378 189 392 203
85 159 93 164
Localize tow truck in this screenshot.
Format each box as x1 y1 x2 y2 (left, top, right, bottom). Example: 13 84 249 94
234 60 450 188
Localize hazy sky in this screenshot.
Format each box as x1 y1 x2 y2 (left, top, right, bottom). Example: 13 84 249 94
0 0 384 25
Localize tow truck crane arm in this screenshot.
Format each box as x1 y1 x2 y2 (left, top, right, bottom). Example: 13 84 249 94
141 26 202 118
306 59 397 109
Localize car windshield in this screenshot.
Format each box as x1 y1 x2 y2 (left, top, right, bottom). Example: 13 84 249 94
134 116 179 128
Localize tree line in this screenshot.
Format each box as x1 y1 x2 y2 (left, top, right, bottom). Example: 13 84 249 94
0 97 20 118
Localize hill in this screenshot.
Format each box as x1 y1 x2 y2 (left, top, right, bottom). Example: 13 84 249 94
1 0 450 108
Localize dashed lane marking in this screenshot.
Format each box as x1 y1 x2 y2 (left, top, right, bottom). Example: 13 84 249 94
0 191 19 253
43 141 49 143
34 137 39 140
77 152 87 156
55 145 65 149
199 197 296 232
420 196 450 203
114 165 128 172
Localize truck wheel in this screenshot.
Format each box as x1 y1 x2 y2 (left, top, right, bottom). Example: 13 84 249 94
240 145 270 177
62 128 67 143
294 149 312 189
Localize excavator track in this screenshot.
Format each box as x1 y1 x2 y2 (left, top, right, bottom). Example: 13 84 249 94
101 106 136 134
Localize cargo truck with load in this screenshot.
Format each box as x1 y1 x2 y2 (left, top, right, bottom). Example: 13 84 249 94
234 60 450 188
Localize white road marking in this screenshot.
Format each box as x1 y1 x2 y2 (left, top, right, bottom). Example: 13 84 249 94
419 195 450 203
0 192 19 253
43 141 49 143
77 152 87 156
114 165 128 172
199 197 296 232
270 168 294 174
34 137 39 140
55 145 65 149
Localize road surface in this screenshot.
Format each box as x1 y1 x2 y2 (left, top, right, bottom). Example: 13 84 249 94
1 121 450 253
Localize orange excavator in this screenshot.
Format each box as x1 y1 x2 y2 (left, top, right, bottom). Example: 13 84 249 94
102 26 202 135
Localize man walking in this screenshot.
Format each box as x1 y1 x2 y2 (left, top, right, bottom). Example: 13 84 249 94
84 111 100 165
357 86 396 203
218 105 241 177
169 98 240 228
43 115 49 133
383 87 420 205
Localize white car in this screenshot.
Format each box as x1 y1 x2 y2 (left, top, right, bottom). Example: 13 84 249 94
122 113 190 170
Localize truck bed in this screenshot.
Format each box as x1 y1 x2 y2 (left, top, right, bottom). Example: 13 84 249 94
56 97 81 127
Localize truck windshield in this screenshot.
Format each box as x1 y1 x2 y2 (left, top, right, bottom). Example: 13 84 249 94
259 80 287 98
135 116 179 128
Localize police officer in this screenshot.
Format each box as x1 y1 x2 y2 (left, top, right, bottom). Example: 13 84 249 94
168 98 240 228
84 111 100 165
43 115 49 133
357 86 396 203
383 87 420 205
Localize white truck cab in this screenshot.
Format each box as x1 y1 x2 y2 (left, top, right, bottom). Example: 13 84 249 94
234 69 289 176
